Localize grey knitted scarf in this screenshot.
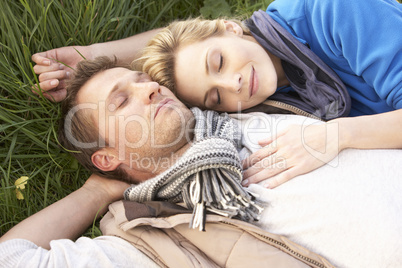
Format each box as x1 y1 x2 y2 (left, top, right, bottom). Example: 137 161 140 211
124 108 263 231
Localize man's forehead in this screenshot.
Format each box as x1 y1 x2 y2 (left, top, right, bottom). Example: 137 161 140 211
77 67 130 102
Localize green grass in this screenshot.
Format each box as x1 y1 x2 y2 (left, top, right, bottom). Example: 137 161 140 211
0 0 273 237
2 0 400 238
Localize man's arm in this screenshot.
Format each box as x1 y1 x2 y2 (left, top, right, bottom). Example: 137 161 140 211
90 28 161 65
0 174 129 249
31 28 161 102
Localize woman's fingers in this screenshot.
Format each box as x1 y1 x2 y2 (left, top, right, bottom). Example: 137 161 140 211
258 137 273 147
241 124 342 189
242 145 277 169
242 157 288 187
242 152 279 178
261 168 297 189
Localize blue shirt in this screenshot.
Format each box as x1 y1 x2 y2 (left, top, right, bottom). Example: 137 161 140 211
266 0 402 116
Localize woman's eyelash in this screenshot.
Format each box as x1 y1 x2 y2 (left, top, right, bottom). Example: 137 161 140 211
218 54 223 72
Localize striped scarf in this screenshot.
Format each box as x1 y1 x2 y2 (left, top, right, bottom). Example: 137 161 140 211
124 108 263 231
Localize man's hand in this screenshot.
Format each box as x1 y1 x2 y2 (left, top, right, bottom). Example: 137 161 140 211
84 174 130 209
32 46 92 102
31 28 162 102
242 122 341 188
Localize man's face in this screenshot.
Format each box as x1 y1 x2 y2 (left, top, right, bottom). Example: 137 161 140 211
77 68 194 181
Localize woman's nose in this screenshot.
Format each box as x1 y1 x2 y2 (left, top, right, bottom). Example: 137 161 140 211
220 73 242 93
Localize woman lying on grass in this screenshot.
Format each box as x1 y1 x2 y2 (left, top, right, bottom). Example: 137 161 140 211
137 0 402 188
32 0 402 190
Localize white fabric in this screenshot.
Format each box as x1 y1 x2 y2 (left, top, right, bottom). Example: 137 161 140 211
0 236 158 268
232 112 402 268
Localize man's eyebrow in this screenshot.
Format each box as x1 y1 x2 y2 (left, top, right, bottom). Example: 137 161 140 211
106 83 120 105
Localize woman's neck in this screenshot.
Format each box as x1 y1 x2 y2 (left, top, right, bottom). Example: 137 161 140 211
267 51 290 88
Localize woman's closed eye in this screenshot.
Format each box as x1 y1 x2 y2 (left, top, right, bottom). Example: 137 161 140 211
206 88 221 107
218 53 223 72
210 89 221 106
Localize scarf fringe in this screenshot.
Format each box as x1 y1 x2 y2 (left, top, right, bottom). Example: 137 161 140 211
184 168 264 231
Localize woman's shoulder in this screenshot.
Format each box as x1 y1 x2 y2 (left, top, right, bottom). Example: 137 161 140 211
267 0 401 25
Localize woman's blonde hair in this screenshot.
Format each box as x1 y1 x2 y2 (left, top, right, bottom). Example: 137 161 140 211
134 17 250 95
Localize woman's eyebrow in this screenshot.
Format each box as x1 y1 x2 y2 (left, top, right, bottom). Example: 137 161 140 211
203 89 210 107
205 48 211 75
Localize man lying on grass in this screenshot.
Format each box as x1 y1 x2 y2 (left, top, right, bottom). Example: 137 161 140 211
1 57 401 268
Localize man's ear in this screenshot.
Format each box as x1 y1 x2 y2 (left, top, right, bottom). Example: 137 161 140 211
223 20 243 37
91 149 121 172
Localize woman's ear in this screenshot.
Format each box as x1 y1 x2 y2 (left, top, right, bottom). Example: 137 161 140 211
223 20 243 37
92 149 121 172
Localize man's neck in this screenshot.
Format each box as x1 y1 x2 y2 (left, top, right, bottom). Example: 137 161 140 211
125 123 195 183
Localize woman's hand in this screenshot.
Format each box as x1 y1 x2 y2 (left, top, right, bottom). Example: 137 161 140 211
31 45 92 102
242 122 342 188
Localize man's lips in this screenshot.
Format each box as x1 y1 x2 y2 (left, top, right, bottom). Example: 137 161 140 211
249 66 258 98
154 98 173 118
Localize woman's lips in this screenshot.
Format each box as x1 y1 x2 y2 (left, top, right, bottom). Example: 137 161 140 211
249 66 258 98
154 98 173 118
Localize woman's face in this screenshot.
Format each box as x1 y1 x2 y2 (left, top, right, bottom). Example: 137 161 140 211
174 23 278 112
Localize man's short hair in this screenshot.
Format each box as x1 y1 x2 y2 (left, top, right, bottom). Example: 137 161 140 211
58 56 131 182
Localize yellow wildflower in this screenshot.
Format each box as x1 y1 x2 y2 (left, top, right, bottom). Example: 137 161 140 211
15 176 29 200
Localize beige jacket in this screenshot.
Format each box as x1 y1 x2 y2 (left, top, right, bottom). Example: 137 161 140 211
101 200 334 268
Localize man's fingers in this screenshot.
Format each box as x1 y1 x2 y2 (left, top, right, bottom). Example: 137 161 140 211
32 79 60 92
32 86 67 102
33 63 63 75
38 70 70 83
45 89 67 102
32 77 68 102
31 52 50 65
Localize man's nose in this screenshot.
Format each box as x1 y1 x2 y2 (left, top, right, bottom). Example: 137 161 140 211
220 73 242 93
132 81 161 103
